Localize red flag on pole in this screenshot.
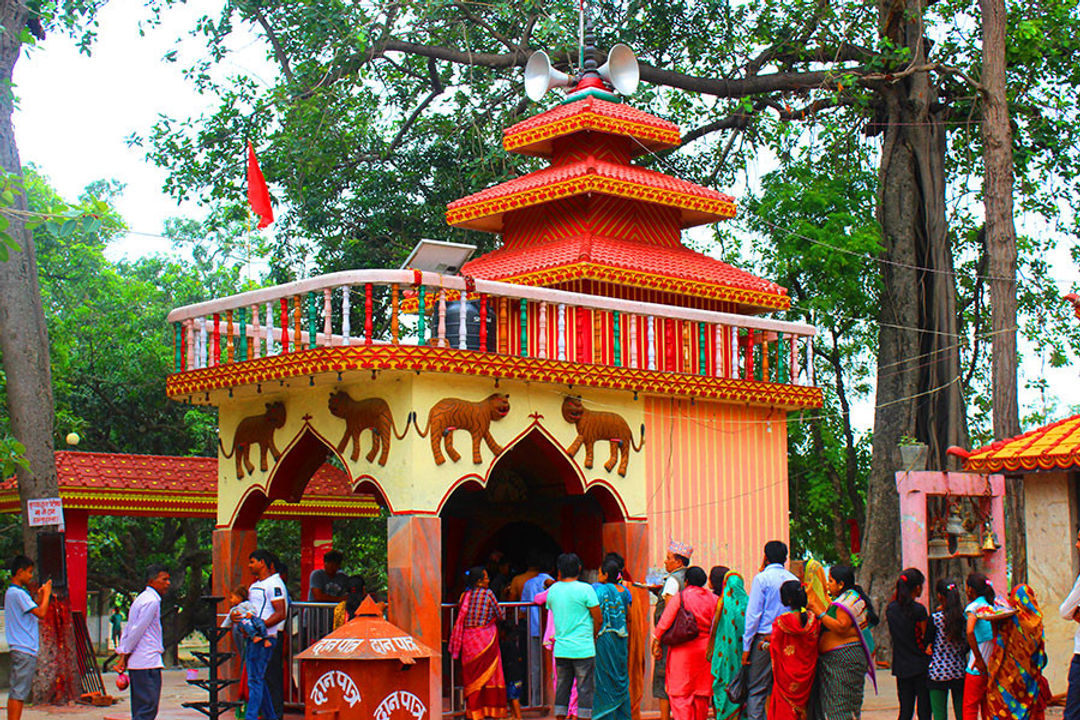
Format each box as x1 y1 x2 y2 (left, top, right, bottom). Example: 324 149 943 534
247 142 274 229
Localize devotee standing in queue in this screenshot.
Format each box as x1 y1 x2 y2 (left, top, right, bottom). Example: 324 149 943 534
928 579 968 720
247 550 287 720
653 541 691 720
706 566 747 720
887 568 932 720
116 565 170 720
307 549 347 602
522 557 555 707
962 572 997 720
653 566 715 720
741 540 796 720
5 555 51 720
592 556 632 720
767 580 819 720
806 565 878 720
986 583 1048 720
1059 528 1080 720
449 566 508 720
546 553 601 720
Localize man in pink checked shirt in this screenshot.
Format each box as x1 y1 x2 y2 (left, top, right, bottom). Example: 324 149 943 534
116 565 171 720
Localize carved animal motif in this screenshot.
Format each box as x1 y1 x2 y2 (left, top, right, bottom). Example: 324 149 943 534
561 396 644 477
328 391 412 466
413 394 510 465
219 402 287 479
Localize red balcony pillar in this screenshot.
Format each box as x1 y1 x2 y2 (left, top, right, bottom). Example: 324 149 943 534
64 509 89 615
300 516 334 601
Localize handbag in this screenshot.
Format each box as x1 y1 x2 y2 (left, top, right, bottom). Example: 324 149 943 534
660 590 699 646
725 664 749 705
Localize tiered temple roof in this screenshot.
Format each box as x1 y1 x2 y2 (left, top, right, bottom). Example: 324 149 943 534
955 415 1080 473
446 91 788 313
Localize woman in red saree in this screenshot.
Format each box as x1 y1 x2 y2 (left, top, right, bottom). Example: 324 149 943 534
651 566 716 720
768 580 820 720
450 566 508 720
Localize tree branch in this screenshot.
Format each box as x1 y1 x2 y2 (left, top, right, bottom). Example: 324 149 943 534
248 6 295 86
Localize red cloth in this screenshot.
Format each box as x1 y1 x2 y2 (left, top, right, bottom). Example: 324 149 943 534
247 142 274 228
963 672 989 720
767 612 820 720
654 586 716 706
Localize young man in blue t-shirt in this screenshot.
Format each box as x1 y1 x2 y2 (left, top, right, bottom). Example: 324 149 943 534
5 555 52 720
545 553 601 720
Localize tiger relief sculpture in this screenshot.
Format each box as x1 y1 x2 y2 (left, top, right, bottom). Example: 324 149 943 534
413 394 510 465
219 401 287 480
561 396 644 477
328 391 412 466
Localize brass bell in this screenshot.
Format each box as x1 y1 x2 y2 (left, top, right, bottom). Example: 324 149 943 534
928 536 951 561
945 509 965 537
982 530 1001 552
956 532 982 557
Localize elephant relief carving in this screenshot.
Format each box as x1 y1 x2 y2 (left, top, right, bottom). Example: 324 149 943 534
413 393 510 465
561 396 644 477
328 391 412 466
219 401 287 479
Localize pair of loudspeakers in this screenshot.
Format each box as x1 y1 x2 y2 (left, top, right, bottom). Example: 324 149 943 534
524 44 640 101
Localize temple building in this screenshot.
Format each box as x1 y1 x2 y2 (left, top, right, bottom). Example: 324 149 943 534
165 44 822 710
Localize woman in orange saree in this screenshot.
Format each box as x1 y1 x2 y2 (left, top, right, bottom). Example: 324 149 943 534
768 581 820 720
450 566 508 720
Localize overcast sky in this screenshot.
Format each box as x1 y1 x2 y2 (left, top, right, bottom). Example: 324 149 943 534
13 0 1080 431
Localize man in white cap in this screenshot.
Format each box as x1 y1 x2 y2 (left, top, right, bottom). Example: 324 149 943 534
650 540 692 720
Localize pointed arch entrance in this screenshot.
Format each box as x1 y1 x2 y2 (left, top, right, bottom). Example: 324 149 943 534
439 426 626 599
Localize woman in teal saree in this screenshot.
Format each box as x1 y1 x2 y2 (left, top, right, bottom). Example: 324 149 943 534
707 566 748 720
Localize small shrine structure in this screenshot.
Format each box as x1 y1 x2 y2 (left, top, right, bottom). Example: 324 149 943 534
950 416 1080 692
164 41 822 710
0 451 378 613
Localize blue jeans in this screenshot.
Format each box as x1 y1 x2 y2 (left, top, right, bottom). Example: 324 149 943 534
1066 654 1080 720
129 668 162 720
246 635 278 720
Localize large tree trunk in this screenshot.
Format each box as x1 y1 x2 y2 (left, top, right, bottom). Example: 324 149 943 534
860 0 968 648
0 0 70 702
980 0 1024 584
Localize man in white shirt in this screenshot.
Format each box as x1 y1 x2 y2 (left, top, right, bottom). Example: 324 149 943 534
116 565 171 720
247 550 287 720
1058 528 1080 720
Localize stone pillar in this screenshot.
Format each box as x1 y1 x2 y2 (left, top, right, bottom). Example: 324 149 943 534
603 520 650 719
64 509 89 615
388 514 442 709
300 516 334 601
212 526 258 700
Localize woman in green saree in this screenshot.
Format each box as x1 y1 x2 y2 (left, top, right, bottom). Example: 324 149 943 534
706 566 748 720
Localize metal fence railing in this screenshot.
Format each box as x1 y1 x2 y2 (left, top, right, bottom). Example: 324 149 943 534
284 601 337 708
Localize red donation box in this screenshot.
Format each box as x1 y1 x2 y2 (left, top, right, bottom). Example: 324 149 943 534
296 598 436 720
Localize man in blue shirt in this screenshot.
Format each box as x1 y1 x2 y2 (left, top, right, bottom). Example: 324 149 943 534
5 555 52 720
741 541 796 720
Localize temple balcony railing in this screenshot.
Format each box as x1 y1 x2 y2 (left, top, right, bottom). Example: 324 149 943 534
165 269 819 405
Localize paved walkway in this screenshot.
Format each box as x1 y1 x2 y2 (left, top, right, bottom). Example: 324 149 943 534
1 670 1068 720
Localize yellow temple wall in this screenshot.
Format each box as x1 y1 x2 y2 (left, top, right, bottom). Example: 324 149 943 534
1023 471 1076 693
644 397 789 581
216 372 648 526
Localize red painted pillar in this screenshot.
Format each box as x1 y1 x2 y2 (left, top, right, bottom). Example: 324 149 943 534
212 526 258 700
64 509 89 615
388 514 442 710
300 517 334 601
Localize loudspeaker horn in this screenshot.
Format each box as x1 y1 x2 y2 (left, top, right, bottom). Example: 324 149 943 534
598 43 640 96
525 50 573 101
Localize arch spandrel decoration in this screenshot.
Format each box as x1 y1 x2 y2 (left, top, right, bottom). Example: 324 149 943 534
215 372 646 525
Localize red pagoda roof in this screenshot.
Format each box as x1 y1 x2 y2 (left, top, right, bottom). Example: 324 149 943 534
956 415 1080 473
0 451 379 519
503 96 681 157
446 159 736 233
462 235 790 310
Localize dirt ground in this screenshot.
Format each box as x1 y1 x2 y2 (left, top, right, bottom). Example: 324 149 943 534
0 669 1065 720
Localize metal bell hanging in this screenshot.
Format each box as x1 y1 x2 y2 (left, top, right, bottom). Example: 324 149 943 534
928 536 951 560
956 532 982 557
945 509 965 536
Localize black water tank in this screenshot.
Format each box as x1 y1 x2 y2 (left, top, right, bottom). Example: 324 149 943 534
434 300 497 351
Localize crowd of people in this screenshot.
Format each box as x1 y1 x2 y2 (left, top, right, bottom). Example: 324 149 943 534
446 538 1069 720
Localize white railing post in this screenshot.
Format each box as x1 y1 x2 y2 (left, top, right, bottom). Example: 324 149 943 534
557 304 567 361
646 317 657 371
342 286 351 346
538 301 548 359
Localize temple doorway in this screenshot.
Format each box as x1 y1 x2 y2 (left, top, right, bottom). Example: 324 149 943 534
439 427 624 600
